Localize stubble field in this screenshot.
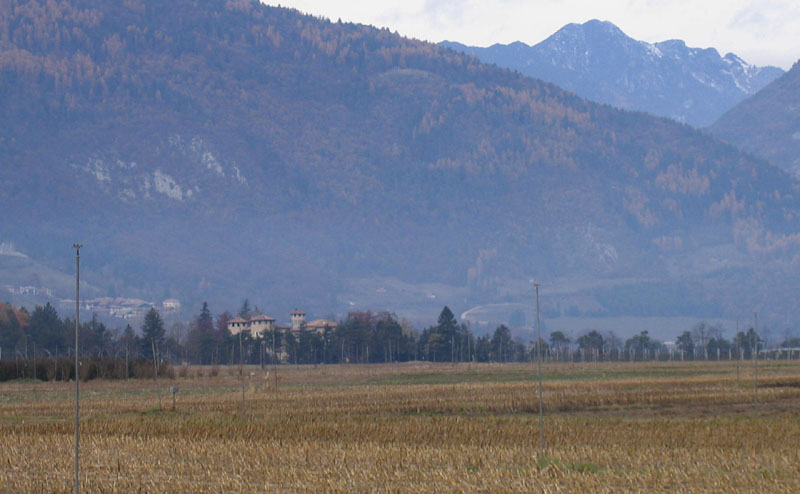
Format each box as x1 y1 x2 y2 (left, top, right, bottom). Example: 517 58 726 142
2 361 800 493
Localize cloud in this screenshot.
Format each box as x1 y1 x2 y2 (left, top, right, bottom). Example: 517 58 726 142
722 1 800 66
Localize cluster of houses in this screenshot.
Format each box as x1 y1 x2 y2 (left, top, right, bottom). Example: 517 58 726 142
6 285 54 297
53 297 181 320
227 308 338 337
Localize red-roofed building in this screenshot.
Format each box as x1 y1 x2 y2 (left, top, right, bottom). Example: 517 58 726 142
305 319 338 333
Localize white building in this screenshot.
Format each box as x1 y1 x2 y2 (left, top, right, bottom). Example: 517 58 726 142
227 316 249 335
227 314 276 337
249 314 276 336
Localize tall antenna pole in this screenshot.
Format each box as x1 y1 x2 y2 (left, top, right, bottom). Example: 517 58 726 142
534 282 544 456
72 243 82 494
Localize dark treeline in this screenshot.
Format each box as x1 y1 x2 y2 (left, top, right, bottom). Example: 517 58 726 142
0 357 173 382
195 305 531 366
1 300 797 382
0 301 173 381
0 301 533 375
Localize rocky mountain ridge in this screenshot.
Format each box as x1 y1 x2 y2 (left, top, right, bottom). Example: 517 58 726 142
441 20 784 127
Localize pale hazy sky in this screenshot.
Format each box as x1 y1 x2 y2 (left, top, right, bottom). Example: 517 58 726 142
267 0 798 69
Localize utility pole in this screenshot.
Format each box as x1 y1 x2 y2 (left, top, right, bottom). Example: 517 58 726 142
273 330 278 391
125 343 129 382
735 320 740 387
754 312 759 404
534 282 545 456
152 338 161 410
239 329 245 418
72 243 82 494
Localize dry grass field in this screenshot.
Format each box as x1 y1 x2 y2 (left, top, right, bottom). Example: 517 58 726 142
2 361 800 493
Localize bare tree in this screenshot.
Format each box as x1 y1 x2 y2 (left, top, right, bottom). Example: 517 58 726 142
692 322 712 359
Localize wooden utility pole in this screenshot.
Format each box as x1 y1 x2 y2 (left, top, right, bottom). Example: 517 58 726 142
152 338 162 410
273 330 278 391
534 282 545 456
72 244 82 494
735 320 740 387
239 330 245 418
754 312 759 404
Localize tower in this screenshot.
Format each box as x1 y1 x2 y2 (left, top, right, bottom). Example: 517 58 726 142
290 308 306 330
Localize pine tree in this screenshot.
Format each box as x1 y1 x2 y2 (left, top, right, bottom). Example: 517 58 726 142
28 302 64 349
140 307 165 357
187 301 215 364
239 299 251 319
120 324 140 359
198 302 212 328
491 325 512 362
437 306 457 334
436 306 458 361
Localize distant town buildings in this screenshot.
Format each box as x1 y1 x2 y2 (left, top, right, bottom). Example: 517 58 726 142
55 297 182 320
17 286 53 297
227 308 337 337
79 298 152 319
2 285 54 297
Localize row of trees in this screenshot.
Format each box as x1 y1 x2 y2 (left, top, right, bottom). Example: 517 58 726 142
0 302 534 367
1 301 795 375
546 321 771 361
191 304 528 365
1 301 126 360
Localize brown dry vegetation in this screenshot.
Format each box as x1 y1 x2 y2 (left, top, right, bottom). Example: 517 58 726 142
2 361 800 493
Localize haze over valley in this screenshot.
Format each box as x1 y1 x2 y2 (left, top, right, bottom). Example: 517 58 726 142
1 0 799 340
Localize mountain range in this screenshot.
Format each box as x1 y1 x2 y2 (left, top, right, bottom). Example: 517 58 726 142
1 0 800 336
441 20 784 128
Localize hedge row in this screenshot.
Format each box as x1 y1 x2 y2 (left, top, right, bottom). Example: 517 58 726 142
0 358 174 382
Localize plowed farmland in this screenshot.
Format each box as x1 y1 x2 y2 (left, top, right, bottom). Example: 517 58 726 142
2 361 799 493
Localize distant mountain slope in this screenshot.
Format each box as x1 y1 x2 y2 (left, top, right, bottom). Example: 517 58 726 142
1 1 800 326
710 61 800 177
441 20 783 127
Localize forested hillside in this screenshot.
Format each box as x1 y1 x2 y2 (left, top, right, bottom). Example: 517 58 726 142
2 0 800 326
711 61 800 177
